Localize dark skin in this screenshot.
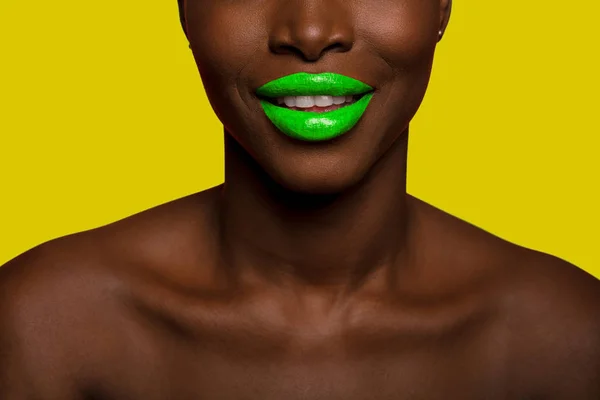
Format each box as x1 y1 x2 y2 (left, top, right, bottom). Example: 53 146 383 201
1 0 599 398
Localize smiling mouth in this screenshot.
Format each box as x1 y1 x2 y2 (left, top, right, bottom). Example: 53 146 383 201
263 94 366 113
256 73 374 142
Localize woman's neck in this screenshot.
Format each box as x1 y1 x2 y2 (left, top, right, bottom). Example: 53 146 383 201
218 132 412 290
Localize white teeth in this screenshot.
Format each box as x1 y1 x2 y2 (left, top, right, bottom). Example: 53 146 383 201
332 96 346 105
275 95 355 108
314 95 334 107
295 96 315 108
284 96 296 107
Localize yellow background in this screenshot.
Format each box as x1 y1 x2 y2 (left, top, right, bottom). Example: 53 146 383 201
0 0 598 277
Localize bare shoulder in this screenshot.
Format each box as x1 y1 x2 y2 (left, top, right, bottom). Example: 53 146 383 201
504 251 600 398
0 187 222 333
0 231 128 397
0 188 222 396
411 197 600 397
96 187 222 273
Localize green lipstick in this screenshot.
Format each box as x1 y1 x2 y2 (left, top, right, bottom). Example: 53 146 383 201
257 72 374 142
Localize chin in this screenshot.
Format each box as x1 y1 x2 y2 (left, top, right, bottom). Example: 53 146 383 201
265 152 370 196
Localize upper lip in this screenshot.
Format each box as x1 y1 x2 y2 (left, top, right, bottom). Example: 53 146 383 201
256 72 373 98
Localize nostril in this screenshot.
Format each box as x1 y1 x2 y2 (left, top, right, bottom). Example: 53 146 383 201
269 22 354 62
270 39 353 62
267 2 355 62
322 40 352 55
272 43 307 59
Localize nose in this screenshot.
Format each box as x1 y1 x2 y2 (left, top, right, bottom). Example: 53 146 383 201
268 0 354 62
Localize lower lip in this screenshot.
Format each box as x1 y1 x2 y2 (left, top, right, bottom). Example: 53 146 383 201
259 93 374 142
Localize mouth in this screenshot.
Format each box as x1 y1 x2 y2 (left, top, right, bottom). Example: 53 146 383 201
256 73 374 142
267 94 363 113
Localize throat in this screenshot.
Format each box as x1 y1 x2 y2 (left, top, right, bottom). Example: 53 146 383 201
219 128 411 289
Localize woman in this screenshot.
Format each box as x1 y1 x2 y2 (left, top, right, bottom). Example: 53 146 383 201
1 0 598 398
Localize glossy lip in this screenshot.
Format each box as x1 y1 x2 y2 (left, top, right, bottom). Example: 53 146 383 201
256 72 373 97
256 72 374 142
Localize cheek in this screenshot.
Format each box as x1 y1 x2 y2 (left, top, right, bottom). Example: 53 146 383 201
187 3 265 87
186 2 268 131
357 0 438 71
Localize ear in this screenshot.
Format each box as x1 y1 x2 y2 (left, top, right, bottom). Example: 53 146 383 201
438 0 452 41
177 0 187 37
